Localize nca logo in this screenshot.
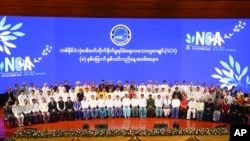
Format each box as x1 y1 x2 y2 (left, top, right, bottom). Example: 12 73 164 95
186 32 224 46
0 44 53 76
0 56 34 72
0 16 53 77
185 21 247 51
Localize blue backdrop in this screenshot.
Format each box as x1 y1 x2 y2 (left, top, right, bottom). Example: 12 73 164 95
0 16 249 92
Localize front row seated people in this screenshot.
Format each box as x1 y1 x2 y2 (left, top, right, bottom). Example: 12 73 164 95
3 86 250 128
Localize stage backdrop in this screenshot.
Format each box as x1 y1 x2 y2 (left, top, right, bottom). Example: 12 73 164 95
0 16 249 93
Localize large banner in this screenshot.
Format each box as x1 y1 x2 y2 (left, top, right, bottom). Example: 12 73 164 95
0 16 249 92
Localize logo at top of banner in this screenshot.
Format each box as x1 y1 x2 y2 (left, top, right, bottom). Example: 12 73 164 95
110 24 132 46
0 16 53 77
185 21 246 51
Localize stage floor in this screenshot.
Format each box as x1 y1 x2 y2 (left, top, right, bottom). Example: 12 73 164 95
0 116 231 138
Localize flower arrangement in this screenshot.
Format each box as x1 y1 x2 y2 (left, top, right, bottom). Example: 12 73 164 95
9 127 229 139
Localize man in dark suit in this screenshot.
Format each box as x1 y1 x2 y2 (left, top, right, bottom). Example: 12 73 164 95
4 87 16 105
229 86 238 97
203 98 214 121
172 87 182 100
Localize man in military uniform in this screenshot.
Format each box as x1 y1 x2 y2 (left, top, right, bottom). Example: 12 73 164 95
147 94 155 117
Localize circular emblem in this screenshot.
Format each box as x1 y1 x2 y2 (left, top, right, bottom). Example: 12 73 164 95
110 24 132 46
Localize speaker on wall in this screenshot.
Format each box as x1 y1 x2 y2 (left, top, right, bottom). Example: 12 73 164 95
154 123 168 129
95 124 108 129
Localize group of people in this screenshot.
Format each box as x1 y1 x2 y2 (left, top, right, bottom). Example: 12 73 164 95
3 79 250 128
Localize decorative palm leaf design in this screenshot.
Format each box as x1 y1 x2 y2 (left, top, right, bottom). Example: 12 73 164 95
211 55 250 89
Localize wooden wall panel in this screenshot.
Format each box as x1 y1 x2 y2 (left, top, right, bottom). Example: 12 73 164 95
0 0 250 18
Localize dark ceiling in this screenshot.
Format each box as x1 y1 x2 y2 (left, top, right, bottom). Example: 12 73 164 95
1 0 250 18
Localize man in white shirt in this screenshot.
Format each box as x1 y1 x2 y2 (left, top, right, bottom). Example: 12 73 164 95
123 80 131 91
163 95 171 118
171 95 180 119
166 88 173 100
89 95 98 119
160 88 167 99
187 97 197 120
138 81 147 93
122 94 131 118
224 90 233 104
30 99 42 123
160 80 168 91
137 87 146 99
180 80 189 95
147 80 153 90
69 87 77 101
138 94 147 118
186 86 195 100
113 87 122 100
113 95 122 118
201 88 211 102
82 80 91 93
58 83 65 93
35 86 42 95
196 99 205 121
97 94 107 118
90 87 97 100
37 90 45 104
81 96 90 120
153 88 160 99
154 81 161 91
154 95 163 118
194 87 202 101
42 82 49 96
39 97 50 123
46 90 54 104
28 82 36 94
21 82 29 95
107 88 115 100
18 90 27 106
121 87 129 99
12 100 24 126
130 94 139 117
61 88 69 102
174 81 180 91
22 99 32 125
28 90 37 104
105 95 114 118
201 83 208 94
75 81 82 94
84 87 92 100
